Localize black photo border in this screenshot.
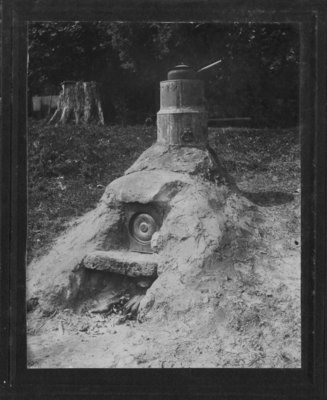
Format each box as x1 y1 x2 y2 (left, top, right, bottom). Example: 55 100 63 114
1 0 326 399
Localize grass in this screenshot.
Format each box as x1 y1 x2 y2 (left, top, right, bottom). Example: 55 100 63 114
27 120 156 262
27 120 300 263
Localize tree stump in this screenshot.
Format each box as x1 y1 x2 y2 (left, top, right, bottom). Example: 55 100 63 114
48 81 105 125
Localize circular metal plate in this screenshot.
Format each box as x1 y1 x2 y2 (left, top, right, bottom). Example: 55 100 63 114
130 213 158 244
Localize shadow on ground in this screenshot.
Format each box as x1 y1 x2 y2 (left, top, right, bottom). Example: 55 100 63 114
241 191 295 207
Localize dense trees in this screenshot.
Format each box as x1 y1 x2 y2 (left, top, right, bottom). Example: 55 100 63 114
28 22 299 127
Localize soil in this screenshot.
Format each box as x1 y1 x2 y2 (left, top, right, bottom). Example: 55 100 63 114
27 125 300 368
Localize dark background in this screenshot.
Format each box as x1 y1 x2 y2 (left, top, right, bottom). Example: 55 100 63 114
27 22 299 128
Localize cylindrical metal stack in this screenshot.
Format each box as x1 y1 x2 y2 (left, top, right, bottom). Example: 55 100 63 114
157 64 208 146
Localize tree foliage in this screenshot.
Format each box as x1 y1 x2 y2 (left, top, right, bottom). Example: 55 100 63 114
28 22 299 127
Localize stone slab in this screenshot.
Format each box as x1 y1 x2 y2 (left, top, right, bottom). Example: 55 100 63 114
82 250 158 277
103 169 192 205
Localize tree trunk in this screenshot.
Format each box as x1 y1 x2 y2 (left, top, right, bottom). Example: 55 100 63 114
49 81 105 125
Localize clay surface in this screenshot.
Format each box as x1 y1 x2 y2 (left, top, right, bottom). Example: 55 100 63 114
27 145 225 311
125 143 214 176
27 139 300 368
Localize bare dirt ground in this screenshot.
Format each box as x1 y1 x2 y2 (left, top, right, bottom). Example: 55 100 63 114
27 126 300 368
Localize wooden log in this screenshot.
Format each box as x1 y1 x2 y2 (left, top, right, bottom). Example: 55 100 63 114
48 81 104 125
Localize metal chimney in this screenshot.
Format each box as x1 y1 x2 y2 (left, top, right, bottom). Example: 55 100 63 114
157 64 208 147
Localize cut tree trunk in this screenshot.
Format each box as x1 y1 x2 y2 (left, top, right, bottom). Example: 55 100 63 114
49 81 104 125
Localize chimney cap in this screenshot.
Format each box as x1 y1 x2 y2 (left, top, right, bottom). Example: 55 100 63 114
167 64 197 80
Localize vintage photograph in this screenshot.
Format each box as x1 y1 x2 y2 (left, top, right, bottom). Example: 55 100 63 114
26 21 301 368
